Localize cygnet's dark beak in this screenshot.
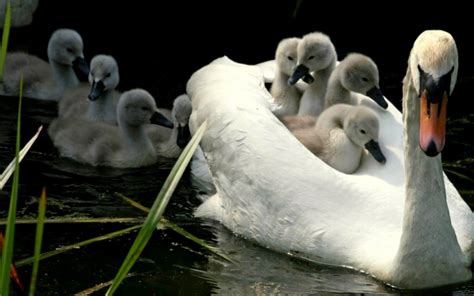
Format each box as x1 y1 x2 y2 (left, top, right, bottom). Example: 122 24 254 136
88 80 106 101
150 112 174 128
177 124 191 149
72 57 90 81
366 87 388 109
288 64 310 85
365 139 386 164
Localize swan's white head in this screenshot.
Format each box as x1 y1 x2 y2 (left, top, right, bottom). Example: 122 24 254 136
117 89 172 129
88 55 120 101
275 37 300 77
344 106 386 164
171 94 193 148
408 30 458 156
340 53 388 109
288 32 336 85
47 29 89 76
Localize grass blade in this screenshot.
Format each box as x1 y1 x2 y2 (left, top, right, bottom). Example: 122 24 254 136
115 192 234 263
0 217 145 225
0 125 43 190
0 74 22 295
73 273 140 296
106 120 207 295
28 187 47 296
0 233 25 292
0 0 11 82
15 225 141 268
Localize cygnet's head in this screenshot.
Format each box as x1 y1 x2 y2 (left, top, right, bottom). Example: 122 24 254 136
117 89 172 128
340 53 387 109
275 37 300 77
88 55 120 101
47 29 89 76
172 94 193 148
288 32 336 85
344 106 386 164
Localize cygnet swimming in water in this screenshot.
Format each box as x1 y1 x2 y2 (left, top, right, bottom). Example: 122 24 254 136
289 104 386 174
48 89 173 168
1 29 89 101
58 54 120 125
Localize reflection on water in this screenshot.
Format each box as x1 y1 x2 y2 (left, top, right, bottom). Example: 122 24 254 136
0 95 472 294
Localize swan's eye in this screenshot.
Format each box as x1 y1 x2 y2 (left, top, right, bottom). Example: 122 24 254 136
362 77 369 82
287 56 294 61
308 56 315 60
66 48 73 53
360 129 366 134
105 73 111 78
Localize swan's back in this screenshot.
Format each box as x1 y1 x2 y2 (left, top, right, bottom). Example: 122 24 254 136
189 57 413 272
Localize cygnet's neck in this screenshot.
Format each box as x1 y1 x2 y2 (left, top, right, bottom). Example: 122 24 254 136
120 122 153 153
325 65 352 108
87 91 117 125
307 56 337 98
271 70 300 116
50 60 79 91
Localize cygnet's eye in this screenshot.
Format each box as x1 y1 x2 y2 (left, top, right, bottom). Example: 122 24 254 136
105 73 111 78
287 56 294 61
308 55 315 60
360 129 366 134
362 77 369 82
141 107 149 111
66 48 73 53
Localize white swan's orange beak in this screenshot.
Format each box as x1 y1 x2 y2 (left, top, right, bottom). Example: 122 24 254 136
419 89 447 156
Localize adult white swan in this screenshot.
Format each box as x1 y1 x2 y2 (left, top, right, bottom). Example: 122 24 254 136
187 30 472 289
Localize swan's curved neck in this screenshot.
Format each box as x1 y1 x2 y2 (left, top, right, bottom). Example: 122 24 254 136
50 60 79 90
325 66 351 108
391 68 466 286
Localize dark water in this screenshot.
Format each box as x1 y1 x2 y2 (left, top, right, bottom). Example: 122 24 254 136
1 1 474 294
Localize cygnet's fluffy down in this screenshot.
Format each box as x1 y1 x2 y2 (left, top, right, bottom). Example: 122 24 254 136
287 32 337 117
1 29 89 101
48 89 173 168
289 104 386 174
58 55 121 125
270 37 302 117
324 53 387 110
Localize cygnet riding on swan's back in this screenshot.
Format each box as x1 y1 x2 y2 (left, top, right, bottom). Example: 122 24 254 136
270 37 302 117
187 30 472 289
325 53 387 110
148 94 193 158
49 89 173 168
58 55 121 125
1 29 89 101
291 104 386 174
288 32 337 117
